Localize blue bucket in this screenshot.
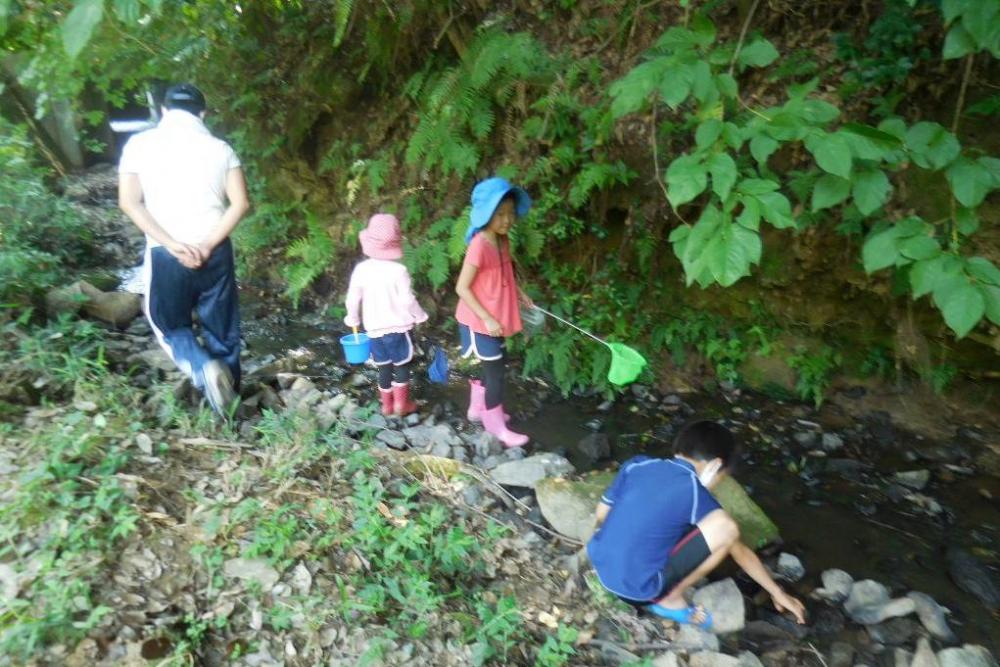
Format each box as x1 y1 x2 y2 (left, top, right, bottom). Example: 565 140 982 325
339 332 370 364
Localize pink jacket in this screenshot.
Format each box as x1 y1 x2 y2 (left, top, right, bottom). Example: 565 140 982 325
344 259 428 337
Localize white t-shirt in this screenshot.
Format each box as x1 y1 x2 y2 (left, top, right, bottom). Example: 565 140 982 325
119 109 242 246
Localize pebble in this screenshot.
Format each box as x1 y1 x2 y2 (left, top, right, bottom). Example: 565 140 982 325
815 569 854 603
894 469 931 491
821 433 845 451
908 591 956 643
844 580 916 625
375 429 407 450
673 624 719 652
135 433 153 455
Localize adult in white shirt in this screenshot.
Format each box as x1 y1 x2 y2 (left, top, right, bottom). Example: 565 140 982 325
118 83 250 415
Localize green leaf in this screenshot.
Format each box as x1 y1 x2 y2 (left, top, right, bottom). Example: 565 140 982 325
980 156 1000 185
749 135 779 165
737 39 779 68
942 0 973 24
62 0 105 59
737 197 761 230
112 0 139 22
610 57 670 118
967 257 1000 286
811 174 851 212
841 123 901 161
955 207 980 235
807 132 852 179
696 119 723 149
983 285 1000 325
877 118 907 140
862 228 900 273
852 169 891 215
800 99 840 124
722 122 743 150
690 61 717 104
715 73 738 99
943 23 976 58
961 1 999 48
737 178 780 195
757 191 795 228
898 235 941 261
946 158 995 207
690 13 717 47
934 278 985 338
660 64 693 109
665 154 708 208
911 255 960 298
905 122 961 170
708 152 737 201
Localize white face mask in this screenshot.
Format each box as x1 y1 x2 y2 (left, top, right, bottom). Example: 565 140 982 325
698 460 722 487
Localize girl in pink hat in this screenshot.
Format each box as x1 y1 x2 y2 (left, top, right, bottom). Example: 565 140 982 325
345 214 428 417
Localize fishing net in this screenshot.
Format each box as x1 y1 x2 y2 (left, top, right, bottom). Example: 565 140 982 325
606 342 647 385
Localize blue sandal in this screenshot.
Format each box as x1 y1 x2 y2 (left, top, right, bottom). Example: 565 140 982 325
645 603 713 630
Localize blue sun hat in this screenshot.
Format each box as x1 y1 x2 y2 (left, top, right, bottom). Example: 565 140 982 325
465 177 531 244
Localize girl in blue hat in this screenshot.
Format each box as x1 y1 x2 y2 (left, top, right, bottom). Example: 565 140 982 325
455 177 533 447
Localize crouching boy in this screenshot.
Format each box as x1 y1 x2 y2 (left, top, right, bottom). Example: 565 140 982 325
587 420 806 629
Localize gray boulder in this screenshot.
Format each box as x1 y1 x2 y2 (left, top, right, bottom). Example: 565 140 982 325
937 645 996 667
651 653 685 667
844 580 916 625
375 430 407 450
534 473 612 542
689 652 739 667
673 624 719 652
402 423 463 452
815 569 853 602
489 452 574 489
911 638 940 667
908 591 956 643
692 578 745 634
737 653 764 667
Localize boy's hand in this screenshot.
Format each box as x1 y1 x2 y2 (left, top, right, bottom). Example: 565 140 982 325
772 590 807 624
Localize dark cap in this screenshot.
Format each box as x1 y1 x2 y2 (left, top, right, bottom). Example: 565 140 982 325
163 83 206 114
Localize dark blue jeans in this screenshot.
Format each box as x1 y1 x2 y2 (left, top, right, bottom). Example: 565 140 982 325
145 239 241 390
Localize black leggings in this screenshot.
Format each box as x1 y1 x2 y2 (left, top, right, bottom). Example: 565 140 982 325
378 362 411 390
482 357 505 409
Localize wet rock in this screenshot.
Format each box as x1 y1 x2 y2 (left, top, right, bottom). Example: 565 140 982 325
651 652 684 667
400 423 462 453
814 569 853 603
584 418 603 432
597 399 614 412
794 431 818 447
673 623 719 651
489 452 574 489
451 446 468 463
711 477 780 549
291 562 312 595
283 377 322 411
480 454 503 470
349 373 367 387
404 412 421 426
472 432 502 458
843 580 916 625
375 429 407 450
821 433 845 452
867 617 918 646
742 620 795 644
775 553 804 582
577 433 611 463
827 641 854 667
808 604 845 637
504 445 526 460
974 441 1000 477
692 578 745 634
908 591 956 643
689 652 739 667
894 470 931 491
461 485 482 507
946 547 1000 611
223 558 279 589
429 440 452 458
937 645 996 667
756 610 807 640
911 638 940 667
737 652 763 667
534 473 611 542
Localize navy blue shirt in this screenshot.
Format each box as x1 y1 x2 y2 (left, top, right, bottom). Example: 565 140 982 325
587 456 722 601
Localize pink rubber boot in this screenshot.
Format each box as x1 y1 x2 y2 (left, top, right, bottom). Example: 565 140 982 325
467 380 510 423
378 387 394 416
481 404 528 448
392 383 418 416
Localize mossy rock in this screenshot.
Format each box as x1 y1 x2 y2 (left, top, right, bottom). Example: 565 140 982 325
712 476 781 549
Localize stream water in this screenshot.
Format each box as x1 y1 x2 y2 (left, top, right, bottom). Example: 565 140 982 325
240 291 1000 653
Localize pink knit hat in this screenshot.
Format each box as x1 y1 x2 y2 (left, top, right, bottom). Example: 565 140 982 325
359 213 403 260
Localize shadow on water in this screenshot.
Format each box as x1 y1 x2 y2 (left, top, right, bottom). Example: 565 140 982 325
241 296 999 653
